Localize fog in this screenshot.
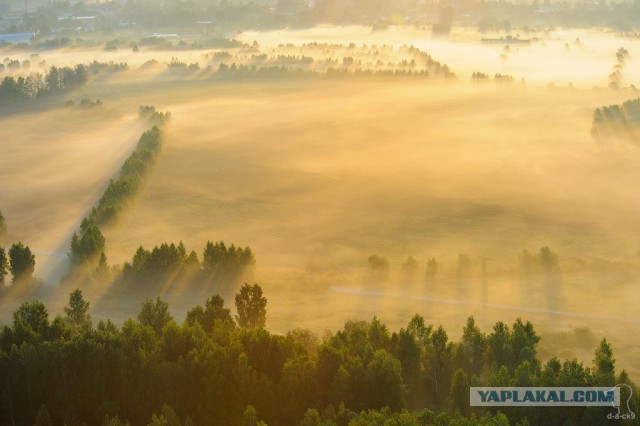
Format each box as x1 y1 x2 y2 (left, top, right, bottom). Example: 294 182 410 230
1 26 639 377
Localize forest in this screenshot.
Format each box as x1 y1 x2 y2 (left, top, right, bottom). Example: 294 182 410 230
0 287 636 426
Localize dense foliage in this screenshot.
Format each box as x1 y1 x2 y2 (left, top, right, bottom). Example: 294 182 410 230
69 114 168 266
0 288 636 426
0 64 87 106
591 97 640 143
111 240 255 296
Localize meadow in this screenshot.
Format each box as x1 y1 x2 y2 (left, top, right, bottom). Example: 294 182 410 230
1 26 639 379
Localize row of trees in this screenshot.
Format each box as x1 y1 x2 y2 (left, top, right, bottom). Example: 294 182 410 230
0 210 37 287
0 60 132 109
365 246 560 284
113 240 255 295
591 97 640 143
69 111 168 267
0 64 87 106
0 286 635 425
0 242 36 286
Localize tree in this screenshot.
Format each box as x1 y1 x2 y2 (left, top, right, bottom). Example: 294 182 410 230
138 297 173 335
449 368 470 414
401 256 418 282
461 316 485 378
0 247 8 286
427 326 450 404
185 294 233 332
8 242 35 283
539 246 558 271
0 210 7 244
64 289 92 329
593 338 615 386
426 258 438 283
364 349 405 410
94 252 111 281
235 283 267 328
69 219 105 265
13 300 49 338
367 255 389 281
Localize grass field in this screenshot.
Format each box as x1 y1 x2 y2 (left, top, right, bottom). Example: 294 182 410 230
1 26 639 377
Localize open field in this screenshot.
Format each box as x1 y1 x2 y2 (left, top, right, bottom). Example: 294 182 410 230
1 26 639 378
96 79 640 376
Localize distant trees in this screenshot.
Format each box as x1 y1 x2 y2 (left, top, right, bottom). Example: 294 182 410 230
456 253 471 281
67 112 168 272
0 247 7 286
12 300 49 339
367 254 389 281
0 209 7 243
591 98 640 143
106 239 256 297
203 241 255 285
401 256 418 282
139 105 171 125
0 64 88 106
9 242 35 283
235 283 267 328
426 257 438 283
472 71 490 80
520 246 560 275
88 125 164 226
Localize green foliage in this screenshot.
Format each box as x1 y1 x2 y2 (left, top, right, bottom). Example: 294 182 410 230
235 283 267 328
138 297 174 335
8 242 35 283
69 218 105 265
203 240 255 284
0 294 632 426
0 64 87 106
185 294 233 332
12 300 49 342
68 122 167 272
64 289 92 330
0 246 8 286
0 209 7 243
449 368 470 414
139 105 172 125
115 240 253 294
593 338 616 386
88 125 163 226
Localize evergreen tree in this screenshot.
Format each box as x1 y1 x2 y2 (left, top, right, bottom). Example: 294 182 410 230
235 283 267 328
8 242 35 283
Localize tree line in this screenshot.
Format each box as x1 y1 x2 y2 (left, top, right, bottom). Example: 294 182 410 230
69 108 170 267
0 64 87 106
0 287 635 426
591 97 640 143
0 60 131 108
110 240 255 295
0 210 37 287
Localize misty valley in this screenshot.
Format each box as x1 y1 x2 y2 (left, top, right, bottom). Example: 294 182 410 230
0 17 639 426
